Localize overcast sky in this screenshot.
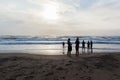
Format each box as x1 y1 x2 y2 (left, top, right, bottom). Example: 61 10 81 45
0 0 120 36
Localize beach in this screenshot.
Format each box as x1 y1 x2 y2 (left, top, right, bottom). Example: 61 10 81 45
0 52 120 80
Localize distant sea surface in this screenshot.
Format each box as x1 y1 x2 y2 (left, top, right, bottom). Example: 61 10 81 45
0 36 120 55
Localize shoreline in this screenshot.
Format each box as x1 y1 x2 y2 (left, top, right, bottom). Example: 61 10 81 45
0 51 120 56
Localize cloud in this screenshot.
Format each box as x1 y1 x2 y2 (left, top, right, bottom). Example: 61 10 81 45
0 0 120 36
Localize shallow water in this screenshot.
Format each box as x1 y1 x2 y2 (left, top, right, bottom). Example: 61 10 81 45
0 44 119 55
0 36 120 55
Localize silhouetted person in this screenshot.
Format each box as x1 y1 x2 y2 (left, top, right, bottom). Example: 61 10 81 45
82 40 85 53
67 38 72 56
62 42 65 48
62 42 65 54
75 37 80 56
90 40 93 53
87 41 90 53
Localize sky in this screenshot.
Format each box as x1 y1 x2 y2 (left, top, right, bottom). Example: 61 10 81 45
0 0 120 36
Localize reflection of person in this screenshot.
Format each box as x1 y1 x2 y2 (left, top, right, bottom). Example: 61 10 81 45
67 38 72 56
82 40 85 53
75 37 80 56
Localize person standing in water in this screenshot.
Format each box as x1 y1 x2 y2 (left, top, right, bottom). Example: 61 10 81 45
90 40 93 53
87 41 90 53
67 38 72 56
82 40 85 53
75 37 80 56
62 42 65 48
62 42 65 54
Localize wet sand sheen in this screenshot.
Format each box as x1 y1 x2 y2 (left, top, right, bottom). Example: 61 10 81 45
0 52 120 80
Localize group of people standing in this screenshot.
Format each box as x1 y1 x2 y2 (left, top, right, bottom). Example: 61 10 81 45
82 40 93 54
62 37 93 56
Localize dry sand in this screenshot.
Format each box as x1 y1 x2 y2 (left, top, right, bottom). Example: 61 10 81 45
0 52 120 80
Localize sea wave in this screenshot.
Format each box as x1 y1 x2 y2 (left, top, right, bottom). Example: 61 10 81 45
0 36 120 45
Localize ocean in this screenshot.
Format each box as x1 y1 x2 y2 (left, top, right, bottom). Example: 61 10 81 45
0 36 120 55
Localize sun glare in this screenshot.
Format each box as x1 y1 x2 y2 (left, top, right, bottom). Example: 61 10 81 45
42 3 59 20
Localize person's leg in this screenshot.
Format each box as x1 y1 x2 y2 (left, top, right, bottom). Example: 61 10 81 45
82 47 83 53
69 51 71 57
91 48 93 53
78 49 79 56
84 47 85 53
76 50 78 56
75 48 77 55
76 48 78 56
67 51 69 56
77 48 79 56
87 48 89 53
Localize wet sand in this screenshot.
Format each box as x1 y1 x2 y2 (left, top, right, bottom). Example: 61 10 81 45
0 52 120 80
